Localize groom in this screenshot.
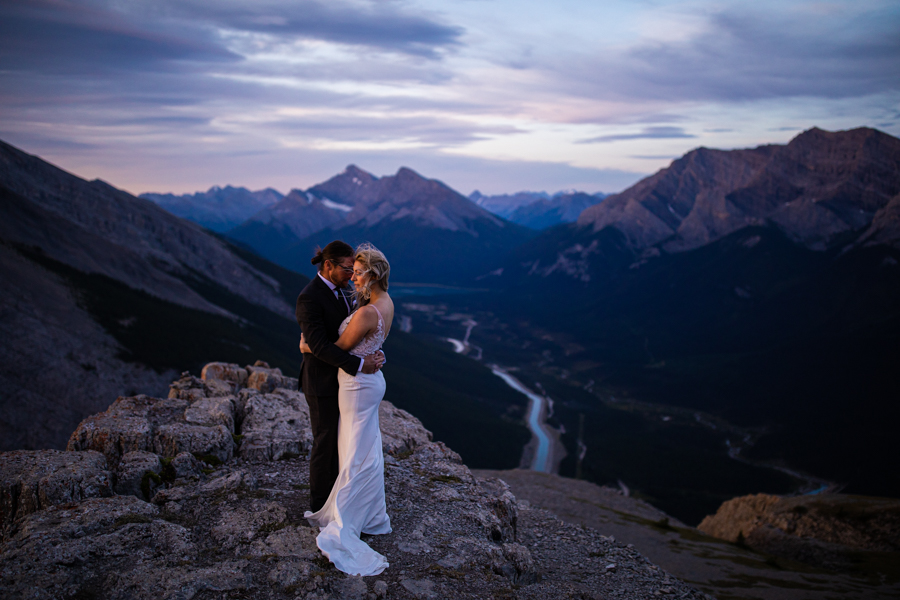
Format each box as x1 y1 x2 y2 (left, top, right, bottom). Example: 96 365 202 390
296 240 384 512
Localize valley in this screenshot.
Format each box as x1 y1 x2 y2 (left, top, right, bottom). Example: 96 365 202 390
391 292 849 527
416 302 559 473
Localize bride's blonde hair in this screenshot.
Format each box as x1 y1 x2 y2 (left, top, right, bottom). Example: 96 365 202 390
353 243 390 306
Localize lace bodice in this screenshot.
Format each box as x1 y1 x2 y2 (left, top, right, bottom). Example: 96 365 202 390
339 304 388 358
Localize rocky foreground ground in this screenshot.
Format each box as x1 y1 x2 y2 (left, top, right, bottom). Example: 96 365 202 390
1 362 711 600
475 470 900 600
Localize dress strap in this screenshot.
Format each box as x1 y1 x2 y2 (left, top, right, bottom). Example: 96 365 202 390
370 304 384 330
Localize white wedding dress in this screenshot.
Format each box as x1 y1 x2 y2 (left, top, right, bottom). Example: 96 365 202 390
304 304 391 576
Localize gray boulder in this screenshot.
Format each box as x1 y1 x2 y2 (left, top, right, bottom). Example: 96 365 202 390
185 396 236 432
67 392 235 467
201 362 248 389
168 371 233 401
245 362 288 393
114 450 161 499
379 401 432 454
66 395 188 467
170 451 203 479
1 449 112 540
154 423 233 464
239 389 312 461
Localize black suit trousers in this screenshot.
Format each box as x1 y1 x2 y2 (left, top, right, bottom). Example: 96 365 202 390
305 387 340 512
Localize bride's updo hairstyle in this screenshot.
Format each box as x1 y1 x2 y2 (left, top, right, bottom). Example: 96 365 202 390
311 240 354 271
353 243 390 306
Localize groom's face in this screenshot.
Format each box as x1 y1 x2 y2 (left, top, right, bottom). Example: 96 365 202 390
325 257 354 288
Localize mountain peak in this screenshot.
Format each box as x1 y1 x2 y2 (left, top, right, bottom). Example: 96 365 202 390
315 165 379 193
788 126 887 151
395 166 424 179
390 167 439 193
342 164 374 178
576 127 900 252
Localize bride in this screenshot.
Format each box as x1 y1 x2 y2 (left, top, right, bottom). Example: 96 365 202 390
301 243 394 576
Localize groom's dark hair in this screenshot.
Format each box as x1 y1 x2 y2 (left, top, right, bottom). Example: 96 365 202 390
311 240 354 270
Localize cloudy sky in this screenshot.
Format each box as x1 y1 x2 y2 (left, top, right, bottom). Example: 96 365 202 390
1 0 898 196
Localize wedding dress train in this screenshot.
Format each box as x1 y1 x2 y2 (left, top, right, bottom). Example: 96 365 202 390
304 305 391 576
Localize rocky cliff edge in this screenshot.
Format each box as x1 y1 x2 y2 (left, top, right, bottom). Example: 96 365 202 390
0 361 709 600
698 492 900 571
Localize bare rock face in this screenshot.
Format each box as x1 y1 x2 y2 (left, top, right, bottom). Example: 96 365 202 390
0 450 112 540
1 362 709 600
379 402 433 454
201 361 249 389
184 396 236 432
154 422 234 464
698 492 900 568
170 451 203 479
66 394 205 467
64 362 429 470
859 192 900 247
169 371 234 402
239 389 313 462
245 361 298 393
212 499 289 549
114 450 162 499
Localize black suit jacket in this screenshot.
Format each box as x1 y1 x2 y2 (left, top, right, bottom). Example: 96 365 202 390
296 275 360 397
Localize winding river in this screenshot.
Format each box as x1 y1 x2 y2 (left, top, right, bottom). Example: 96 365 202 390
445 325 553 473
489 368 552 473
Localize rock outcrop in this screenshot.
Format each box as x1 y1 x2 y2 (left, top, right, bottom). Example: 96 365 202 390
0 362 709 600
698 492 900 569
0 449 113 539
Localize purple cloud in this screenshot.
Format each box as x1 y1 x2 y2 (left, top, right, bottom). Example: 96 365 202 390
578 126 696 144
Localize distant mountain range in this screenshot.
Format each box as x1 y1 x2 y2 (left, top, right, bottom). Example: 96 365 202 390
470 190 606 229
228 165 535 283
141 176 603 282
141 185 283 233
488 127 900 500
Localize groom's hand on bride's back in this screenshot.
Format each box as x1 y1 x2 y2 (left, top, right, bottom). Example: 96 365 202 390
361 351 385 374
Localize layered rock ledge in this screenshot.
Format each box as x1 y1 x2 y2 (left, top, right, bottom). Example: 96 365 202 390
698 492 900 570
1 361 710 599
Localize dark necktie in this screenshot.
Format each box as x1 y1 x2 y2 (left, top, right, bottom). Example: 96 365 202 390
336 288 350 313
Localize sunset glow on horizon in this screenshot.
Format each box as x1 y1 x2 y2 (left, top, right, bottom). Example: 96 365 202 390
1 0 897 196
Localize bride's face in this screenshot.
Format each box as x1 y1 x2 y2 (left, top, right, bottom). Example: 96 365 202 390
351 260 371 289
